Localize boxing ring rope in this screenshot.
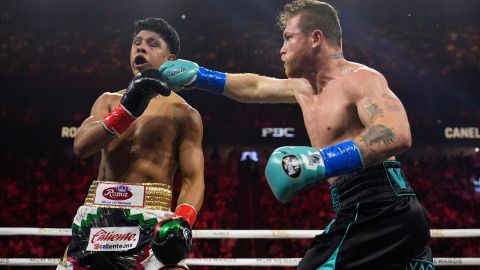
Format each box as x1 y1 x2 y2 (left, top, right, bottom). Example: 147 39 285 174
2 228 480 238
2 257 480 267
1 228 480 267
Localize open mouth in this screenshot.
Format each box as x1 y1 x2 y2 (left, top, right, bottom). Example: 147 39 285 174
133 55 147 67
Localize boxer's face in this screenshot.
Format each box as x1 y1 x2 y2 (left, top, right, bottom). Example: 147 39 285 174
280 14 312 78
130 30 175 75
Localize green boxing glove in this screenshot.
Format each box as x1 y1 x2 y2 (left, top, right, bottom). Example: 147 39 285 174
151 217 192 266
151 204 197 265
159 59 226 94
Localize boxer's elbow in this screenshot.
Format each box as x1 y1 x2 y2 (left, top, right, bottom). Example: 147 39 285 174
73 138 93 159
224 92 250 103
235 95 261 103
224 87 261 103
395 131 412 154
73 124 109 158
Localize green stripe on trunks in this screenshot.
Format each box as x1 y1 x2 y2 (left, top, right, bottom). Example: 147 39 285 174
71 208 101 233
125 209 159 227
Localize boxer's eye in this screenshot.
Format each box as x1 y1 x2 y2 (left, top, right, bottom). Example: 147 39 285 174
134 55 147 65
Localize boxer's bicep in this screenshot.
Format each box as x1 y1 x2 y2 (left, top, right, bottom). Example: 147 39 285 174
177 108 205 211
352 71 412 166
355 75 410 144
224 73 297 103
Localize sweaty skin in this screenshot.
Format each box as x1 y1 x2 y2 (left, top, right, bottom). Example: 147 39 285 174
95 92 203 187
74 30 204 212
222 14 411 184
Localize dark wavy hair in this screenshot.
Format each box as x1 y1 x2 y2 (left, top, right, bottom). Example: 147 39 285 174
134 17 180 55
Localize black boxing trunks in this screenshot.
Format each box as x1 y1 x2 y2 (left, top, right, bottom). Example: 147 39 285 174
57 180 189 270
298 161 434 270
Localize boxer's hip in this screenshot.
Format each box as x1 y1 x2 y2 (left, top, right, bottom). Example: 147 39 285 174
59 180 176 269
72 180 173 232
299 162 432 269
84 180 172 210
329 160 416 214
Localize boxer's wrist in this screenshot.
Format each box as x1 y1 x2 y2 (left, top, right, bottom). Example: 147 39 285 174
194 67 226 95
319 140 365 178
101 104 136 137
174 203 197 227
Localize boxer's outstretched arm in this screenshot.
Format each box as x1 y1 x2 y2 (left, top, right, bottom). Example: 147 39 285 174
350 69 412 167
159 59 298 103
74 92 117 158
224 73 297 103
176 105 205 215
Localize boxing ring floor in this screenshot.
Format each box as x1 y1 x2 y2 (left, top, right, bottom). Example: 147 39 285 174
1 228 480 267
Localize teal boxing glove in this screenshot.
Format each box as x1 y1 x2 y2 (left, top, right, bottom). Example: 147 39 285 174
265 146 325 203
265 141 364 203
159 59 226 94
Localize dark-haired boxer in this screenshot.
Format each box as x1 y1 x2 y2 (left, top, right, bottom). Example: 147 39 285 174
57 17 204 270
158 1 434 269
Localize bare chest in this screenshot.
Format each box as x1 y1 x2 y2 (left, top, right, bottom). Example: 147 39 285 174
106 99 178 160
296 86 363 148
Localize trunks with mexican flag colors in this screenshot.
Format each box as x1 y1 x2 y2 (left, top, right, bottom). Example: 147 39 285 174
56 180 189 270
298 161 434 270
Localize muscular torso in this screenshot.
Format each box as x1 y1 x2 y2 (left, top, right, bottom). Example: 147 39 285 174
97 92 184 186
295 63 365 149
294 63 383 184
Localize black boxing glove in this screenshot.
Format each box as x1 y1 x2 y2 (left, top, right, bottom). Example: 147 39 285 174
102 69 170 137
152 204 197 265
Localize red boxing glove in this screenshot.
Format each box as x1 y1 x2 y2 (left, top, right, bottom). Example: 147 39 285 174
174 203 197 227
101 104 136 137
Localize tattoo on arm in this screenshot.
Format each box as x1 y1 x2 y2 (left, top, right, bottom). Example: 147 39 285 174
382 93 401 111
365 99 384 121
359 124 396 146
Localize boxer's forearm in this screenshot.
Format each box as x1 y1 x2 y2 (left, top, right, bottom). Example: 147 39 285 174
74 120 115 158
353 123 411 167
159 59 296 103
224 73 296 103
224 73 264 102
176 178 204 212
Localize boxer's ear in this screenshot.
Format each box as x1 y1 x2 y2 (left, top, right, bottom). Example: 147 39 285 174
311 30 325 49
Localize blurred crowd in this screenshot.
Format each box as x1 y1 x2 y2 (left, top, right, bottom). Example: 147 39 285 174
0 20 479 86
0 146 479 270
1 15 479 143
